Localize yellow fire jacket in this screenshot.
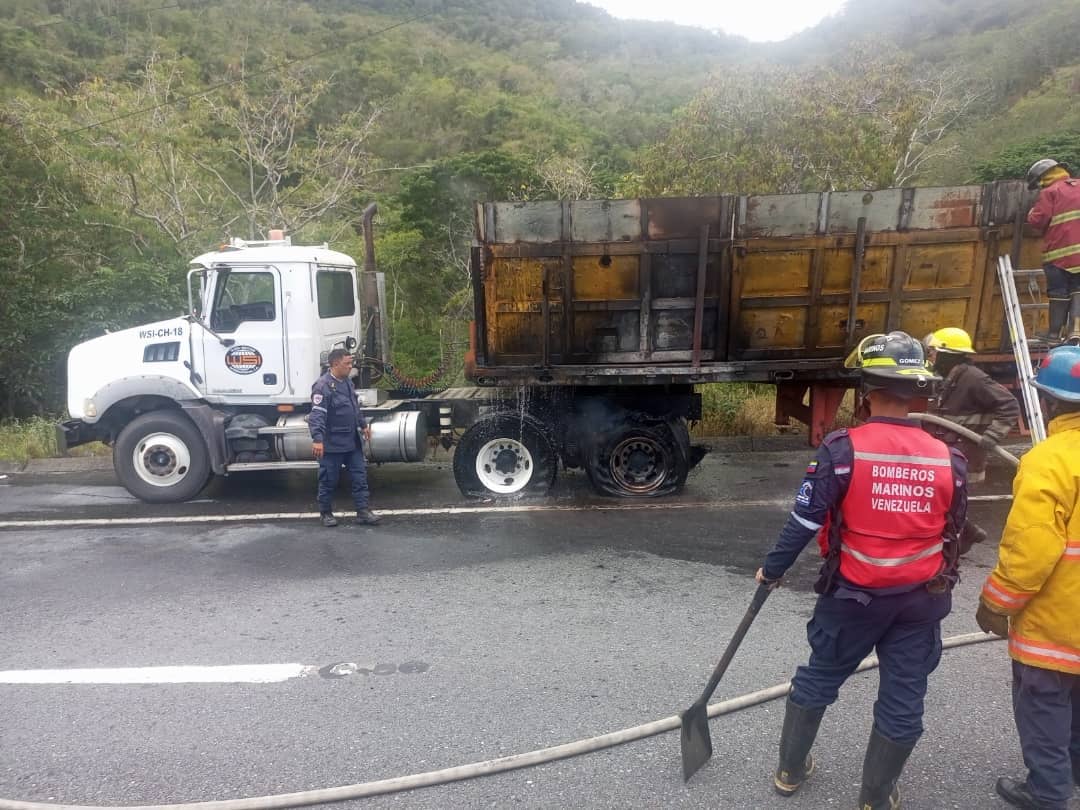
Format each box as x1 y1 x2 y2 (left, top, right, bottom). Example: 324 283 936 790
980 411 1080 674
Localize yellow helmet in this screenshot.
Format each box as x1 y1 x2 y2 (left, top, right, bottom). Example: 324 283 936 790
925 327 974 354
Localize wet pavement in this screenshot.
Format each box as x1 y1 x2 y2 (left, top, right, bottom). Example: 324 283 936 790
0 452 1069 809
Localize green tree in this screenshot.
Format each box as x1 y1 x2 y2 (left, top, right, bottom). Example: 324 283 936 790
20 52 381 250
969 132 1080 183
0 116 180 417
381 150 543 373
631 46 983 196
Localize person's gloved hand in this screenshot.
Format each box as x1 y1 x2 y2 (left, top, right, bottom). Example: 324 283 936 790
979 433 1000 451
976 602 1009 638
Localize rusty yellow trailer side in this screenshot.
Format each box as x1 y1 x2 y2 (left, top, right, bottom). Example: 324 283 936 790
467 181 1046 391
731 185 1046 360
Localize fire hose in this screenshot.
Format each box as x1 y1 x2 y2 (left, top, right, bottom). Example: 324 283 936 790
905 412 1021 468
0 632 1003 810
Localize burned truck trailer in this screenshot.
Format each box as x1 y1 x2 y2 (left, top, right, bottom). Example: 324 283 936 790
457 180 1044 496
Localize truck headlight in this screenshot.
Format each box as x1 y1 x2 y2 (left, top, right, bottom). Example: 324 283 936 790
83 398 98 418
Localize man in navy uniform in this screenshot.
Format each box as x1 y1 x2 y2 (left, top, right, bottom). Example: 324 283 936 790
309 348 379 526
757 331 967 810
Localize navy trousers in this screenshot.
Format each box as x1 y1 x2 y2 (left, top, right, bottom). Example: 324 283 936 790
790 587 951 743
1012 660 1080 808
1043 263 1080 303
317 448 369 512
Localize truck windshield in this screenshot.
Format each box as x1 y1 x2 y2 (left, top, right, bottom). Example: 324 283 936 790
210 270 276 332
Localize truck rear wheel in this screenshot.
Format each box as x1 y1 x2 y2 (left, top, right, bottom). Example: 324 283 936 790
586 418 689 498
453 414 557 499
114 411 212 503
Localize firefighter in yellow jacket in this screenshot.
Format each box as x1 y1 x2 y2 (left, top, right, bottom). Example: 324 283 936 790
978 344 1080 810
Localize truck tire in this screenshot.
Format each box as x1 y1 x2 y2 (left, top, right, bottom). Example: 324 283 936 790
114 411 212 503
453 414 557 499
586 417 689 498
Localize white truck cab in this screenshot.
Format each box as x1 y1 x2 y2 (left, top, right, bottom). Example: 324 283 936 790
61 229 431 503
186 233 361 404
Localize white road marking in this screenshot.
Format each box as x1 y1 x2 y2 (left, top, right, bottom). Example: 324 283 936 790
0 664 316 684
0 493 1012 529
0 501 769 528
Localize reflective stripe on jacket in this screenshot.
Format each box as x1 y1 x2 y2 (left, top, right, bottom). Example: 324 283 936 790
1027 178 1080 270
837 422 955 588
981 411 1080 674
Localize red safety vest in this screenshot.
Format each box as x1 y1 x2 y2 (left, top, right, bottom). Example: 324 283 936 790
828 423 954 588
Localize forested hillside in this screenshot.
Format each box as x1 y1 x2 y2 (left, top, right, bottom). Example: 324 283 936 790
1 0 1078 417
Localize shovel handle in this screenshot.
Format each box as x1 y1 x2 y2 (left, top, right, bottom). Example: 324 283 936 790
692 582 772 708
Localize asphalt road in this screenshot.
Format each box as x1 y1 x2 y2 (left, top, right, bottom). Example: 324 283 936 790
0 452 1068 809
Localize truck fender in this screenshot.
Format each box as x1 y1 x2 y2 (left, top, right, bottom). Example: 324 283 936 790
180 402 228 475
86 375 201 425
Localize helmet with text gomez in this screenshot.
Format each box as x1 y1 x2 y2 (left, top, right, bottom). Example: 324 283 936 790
845 331 941 397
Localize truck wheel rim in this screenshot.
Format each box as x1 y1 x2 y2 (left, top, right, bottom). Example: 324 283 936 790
475 438 533 494
610 436 668 494
134 432 191 488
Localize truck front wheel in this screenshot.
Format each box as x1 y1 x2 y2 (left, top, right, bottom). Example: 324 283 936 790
114 411 212 503
453 414 557 499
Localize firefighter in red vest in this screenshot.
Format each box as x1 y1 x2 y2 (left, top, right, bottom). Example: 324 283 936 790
756 331 968 810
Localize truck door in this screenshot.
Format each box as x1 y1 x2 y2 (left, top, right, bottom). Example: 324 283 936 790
200 267 286 398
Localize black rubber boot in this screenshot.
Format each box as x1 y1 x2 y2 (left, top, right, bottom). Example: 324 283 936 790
1036 299 1069 343
320 512 338 527
355 508 381 526
1068 292 1080 342
857 728 914 810
773 698 825 797
1073 755 1080 787
995 777 1054 809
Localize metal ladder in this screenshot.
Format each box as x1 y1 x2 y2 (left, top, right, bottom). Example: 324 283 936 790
996 255 1047 443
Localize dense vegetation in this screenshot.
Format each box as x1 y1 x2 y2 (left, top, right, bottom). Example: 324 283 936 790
1 0 1078 417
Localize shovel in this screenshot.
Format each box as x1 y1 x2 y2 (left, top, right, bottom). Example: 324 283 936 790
680 581 772 782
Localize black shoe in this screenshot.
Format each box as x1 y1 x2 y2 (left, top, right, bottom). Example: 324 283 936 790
773 698 825 797
995 777 1054 809
320 512 338 527
1073 755 1080 787
355 509 380 526
858 728 914 810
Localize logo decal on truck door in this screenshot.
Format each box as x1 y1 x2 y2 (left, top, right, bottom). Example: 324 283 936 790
225 345 263 375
